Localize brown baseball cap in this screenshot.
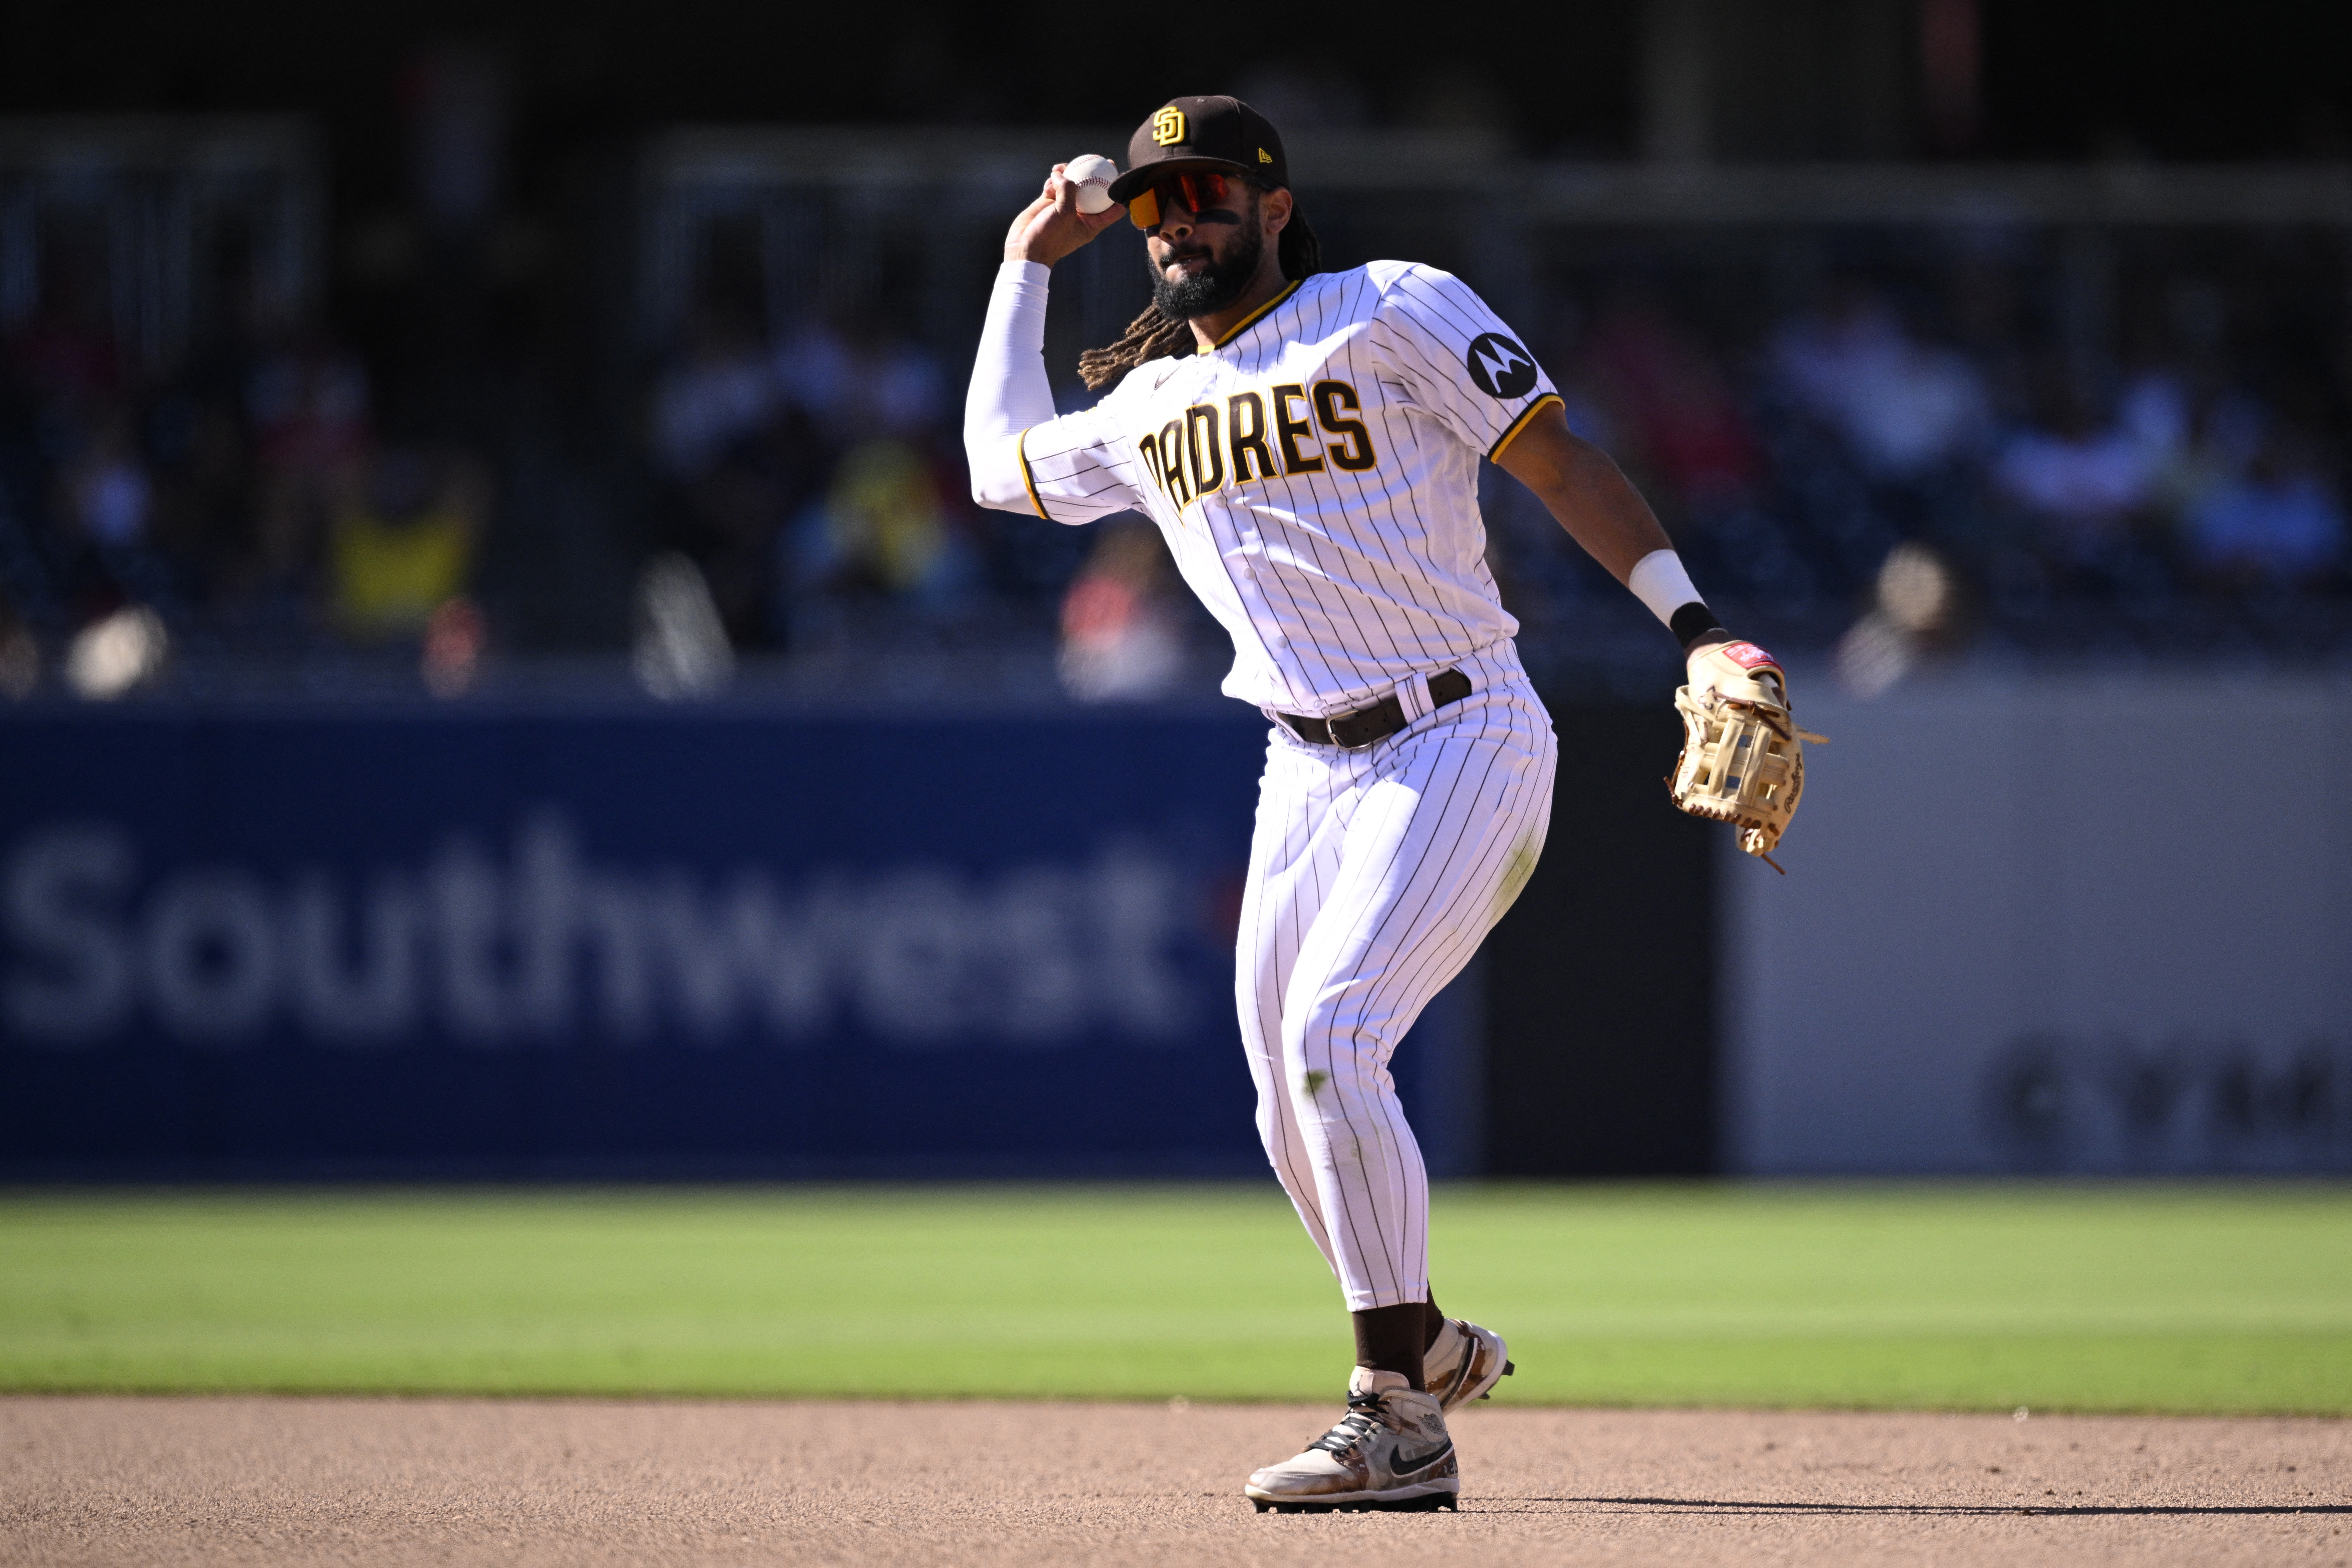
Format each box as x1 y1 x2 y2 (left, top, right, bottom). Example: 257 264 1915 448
1105 96 1289 206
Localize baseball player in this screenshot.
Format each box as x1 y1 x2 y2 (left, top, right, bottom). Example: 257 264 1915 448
964 96 1798 1512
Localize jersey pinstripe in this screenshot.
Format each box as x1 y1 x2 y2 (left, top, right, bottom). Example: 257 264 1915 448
1016 261 1563 716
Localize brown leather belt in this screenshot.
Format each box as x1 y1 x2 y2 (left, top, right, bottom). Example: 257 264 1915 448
1276 668 1473 751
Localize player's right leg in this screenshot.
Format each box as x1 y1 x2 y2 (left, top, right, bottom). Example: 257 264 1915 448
1234 735 1350 1280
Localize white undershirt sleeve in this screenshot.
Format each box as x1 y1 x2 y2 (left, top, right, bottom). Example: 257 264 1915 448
963 260 1058 512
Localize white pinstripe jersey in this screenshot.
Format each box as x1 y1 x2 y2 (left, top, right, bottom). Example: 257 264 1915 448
1016 261 1563 716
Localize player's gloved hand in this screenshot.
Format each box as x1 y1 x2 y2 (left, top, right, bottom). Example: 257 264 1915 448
1669 639 1824 870
1684 636 1784 704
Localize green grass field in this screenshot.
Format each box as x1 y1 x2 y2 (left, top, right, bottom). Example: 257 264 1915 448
1 1183 2346 1414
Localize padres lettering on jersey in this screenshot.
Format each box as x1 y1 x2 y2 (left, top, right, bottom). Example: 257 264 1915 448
1135 378 1382 504
1014 262 1563 716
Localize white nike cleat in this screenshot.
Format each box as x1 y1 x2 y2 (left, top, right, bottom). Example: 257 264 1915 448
1246 1367 1460 1513
1423 1317 1515 1412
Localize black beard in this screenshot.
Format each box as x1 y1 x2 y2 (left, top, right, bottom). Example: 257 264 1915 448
1150 223 1266 322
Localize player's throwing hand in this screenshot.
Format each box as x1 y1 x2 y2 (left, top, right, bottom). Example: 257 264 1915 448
1002 164 1126 268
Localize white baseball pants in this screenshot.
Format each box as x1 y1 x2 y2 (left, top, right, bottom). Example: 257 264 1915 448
1236 642 1557 1311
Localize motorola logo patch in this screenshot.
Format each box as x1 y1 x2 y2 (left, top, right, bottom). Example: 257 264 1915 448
1464 333 1538 399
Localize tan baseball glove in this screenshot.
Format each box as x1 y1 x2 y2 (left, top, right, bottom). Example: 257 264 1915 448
1669 640 1824 871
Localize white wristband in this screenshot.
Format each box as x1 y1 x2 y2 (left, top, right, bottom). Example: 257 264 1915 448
1626 549 1703 629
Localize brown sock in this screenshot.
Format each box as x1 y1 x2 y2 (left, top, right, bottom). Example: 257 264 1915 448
1352 1301 1431 1390
1423 1293 1446 1351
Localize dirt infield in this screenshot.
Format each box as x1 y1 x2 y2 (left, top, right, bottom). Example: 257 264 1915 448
2 1396 2344 1567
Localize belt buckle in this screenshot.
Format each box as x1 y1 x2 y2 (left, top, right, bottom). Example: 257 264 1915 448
1328 705 1383 752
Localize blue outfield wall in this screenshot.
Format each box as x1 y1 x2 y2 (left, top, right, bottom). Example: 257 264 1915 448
0 704 1469 1180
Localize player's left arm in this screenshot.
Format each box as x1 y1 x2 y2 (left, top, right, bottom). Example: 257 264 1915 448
1498 398 1819 865
1371 267 1736 671
1491 403 1685 615
1493 401 1754 679
1369 264 1766 688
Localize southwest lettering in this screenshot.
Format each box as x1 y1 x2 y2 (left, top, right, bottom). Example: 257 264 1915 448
0 819 1193 1046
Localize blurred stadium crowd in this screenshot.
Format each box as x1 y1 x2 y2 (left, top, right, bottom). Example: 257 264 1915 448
0 290 494 697
1483 235 2352 686
4 158 2349 703
646 238 2352 703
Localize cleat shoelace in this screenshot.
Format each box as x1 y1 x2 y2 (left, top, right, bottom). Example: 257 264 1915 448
1305 1392 1387 1456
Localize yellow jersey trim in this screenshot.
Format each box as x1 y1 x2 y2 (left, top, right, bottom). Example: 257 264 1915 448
1208 278 1303 351
1487 392 1564 463
1016 427 1053 521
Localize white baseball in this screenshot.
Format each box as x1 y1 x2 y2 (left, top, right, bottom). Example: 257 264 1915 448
1064 153 1118 214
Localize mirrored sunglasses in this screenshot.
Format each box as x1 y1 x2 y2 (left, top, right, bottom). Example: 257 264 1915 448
1127 171 1246 231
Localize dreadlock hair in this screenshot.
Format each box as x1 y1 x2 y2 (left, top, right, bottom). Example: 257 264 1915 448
1077 305 1193 393
1077 186 1323 392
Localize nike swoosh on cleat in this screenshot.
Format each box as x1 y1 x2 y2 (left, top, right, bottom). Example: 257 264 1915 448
1390 1440 1454 1476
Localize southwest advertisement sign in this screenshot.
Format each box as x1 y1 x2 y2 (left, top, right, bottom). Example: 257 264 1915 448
0 705 1335 1178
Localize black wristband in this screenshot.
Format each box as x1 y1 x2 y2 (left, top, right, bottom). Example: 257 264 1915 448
1670 601 1728 652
